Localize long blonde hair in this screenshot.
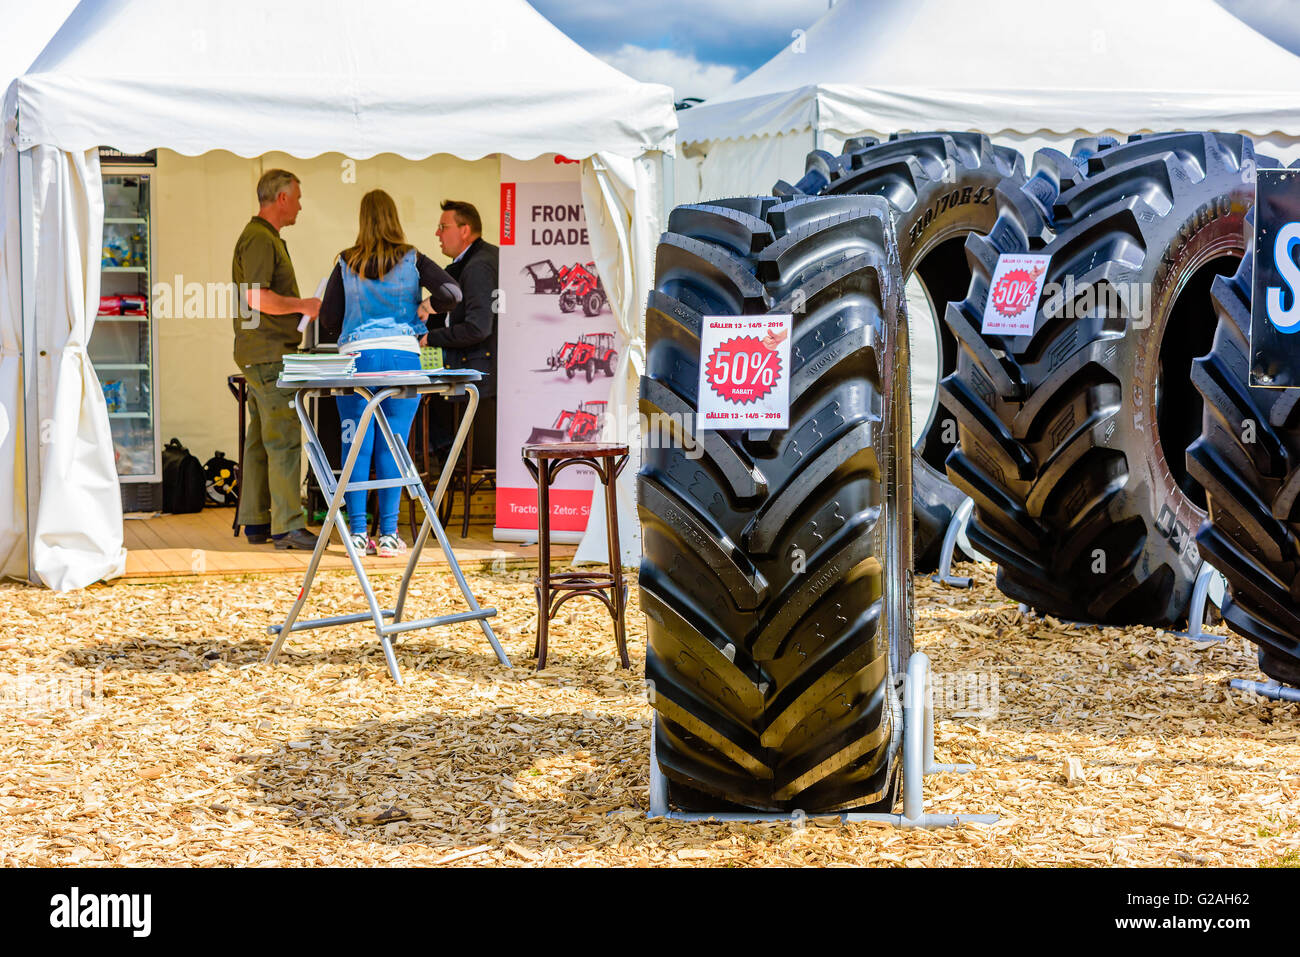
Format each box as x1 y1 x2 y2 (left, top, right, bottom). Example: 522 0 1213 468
342 189 413 278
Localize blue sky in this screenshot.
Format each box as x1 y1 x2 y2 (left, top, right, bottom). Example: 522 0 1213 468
530 0 832 100
531 0 1300 104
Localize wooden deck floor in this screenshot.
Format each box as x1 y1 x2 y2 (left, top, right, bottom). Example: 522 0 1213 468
121 507 567 580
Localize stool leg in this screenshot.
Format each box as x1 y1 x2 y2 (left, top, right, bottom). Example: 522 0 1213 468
439 403 460 529
603 460 630 669
461 421 473 539
535 460 553 670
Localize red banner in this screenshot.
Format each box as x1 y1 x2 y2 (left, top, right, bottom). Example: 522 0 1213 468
496 486 596 533
500 182 516 245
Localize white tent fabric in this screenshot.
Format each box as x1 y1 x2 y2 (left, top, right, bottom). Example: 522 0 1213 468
677 0 1300 202
0 0 82 582
7 0 675 162
0 0 79 90
23 146 126 589
2 0 676 587
0 122 24 580
575 152 663 567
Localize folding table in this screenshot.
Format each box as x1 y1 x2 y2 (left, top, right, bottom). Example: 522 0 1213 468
265 370 510 684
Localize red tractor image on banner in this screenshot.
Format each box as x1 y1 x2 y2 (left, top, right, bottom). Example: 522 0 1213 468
527 400 607 444
545 331 618 381
522 259 607 316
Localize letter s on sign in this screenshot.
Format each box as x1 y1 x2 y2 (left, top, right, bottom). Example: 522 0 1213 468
1267 221 1300 333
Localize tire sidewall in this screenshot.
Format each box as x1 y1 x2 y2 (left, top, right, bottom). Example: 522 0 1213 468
1131 189 1249 583
891 166 1007 561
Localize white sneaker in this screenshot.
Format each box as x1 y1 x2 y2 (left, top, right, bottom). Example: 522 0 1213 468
348 532 374 555
376 533 407 558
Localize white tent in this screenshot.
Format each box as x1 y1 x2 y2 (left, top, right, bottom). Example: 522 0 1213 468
0 0 79 89
676 0 1300 203
1 0 676 589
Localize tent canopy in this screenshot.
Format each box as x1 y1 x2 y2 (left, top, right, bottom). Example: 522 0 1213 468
0 0 79 91
678 0 1300 148
2 0 670 588
8 0 676 161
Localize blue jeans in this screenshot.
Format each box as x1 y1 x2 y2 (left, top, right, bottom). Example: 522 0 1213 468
335 349 421 536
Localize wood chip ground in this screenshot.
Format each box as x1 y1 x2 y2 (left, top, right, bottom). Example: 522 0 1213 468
1 561 1296 867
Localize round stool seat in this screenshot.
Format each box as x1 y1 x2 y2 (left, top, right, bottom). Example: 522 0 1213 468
523 441 628 460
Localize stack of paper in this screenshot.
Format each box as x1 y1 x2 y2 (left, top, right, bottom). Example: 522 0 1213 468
280 352 358 381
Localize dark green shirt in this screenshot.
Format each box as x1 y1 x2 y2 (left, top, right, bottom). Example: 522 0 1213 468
231 216 301 367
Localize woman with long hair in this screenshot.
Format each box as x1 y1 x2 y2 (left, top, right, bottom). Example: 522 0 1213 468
318 189 461 557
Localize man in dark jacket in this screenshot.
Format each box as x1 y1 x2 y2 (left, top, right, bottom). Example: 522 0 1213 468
420 200 497 464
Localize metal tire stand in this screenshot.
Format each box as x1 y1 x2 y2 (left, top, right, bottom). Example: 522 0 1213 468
1013 559 1299 700
1172 561 1228 642
931 497 992 589
1172 562 1300 702
647 652 998 827
264 376 510 685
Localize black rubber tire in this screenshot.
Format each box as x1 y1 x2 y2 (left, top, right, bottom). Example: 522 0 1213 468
942 132 1257 627
565 366 574 379
559 292 576 313
583 291 602 317
639 193 911 812
585 359 595 383
603 352 616 376
1187 207 1300 686
774 132 1025 570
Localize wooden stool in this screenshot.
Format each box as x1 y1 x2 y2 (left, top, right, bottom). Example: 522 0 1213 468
522 442 630 670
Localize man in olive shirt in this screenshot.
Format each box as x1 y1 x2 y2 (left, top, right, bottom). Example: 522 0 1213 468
231 169 321 548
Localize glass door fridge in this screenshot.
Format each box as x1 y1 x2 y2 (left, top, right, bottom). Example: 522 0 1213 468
91 169 162 512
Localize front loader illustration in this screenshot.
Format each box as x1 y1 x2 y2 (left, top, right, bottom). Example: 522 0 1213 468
527 400 607 444
557 261 607 316
545 332 618 381
522 259 563 294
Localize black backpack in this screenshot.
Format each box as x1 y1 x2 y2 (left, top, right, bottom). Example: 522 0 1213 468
203 451 239 506
162 438 206 514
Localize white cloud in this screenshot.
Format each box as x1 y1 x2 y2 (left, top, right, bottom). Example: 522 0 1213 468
598 44 740 101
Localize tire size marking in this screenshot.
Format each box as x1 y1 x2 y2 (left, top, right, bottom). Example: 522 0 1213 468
1154 503 1199 568
1153 195 1234 294
908 185 992 245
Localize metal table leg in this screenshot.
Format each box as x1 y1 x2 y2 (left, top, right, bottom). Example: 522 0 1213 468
387 386 509 666
267 387 402 680
266 381 508 683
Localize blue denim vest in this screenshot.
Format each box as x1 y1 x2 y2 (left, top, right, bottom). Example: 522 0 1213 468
338 249 424 346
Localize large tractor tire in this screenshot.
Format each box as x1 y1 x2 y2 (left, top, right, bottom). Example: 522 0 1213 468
942 132 1257 627
638 194 913 812
774 132 1026 569
1187 208 1300 686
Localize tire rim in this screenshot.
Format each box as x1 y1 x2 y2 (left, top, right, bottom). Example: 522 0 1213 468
905 272 943 452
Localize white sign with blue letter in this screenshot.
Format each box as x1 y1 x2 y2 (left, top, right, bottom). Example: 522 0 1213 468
1251 168 1300 386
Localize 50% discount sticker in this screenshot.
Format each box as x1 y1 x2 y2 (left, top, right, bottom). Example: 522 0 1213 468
696 315 793 430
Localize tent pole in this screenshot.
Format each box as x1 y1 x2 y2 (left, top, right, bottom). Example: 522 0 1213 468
17 146 39 587
812 91 822 152
659 150 673 218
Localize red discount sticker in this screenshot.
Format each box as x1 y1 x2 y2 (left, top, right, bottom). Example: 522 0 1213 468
981 253 1051 336
991 268 1043 317
705 335 782 404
